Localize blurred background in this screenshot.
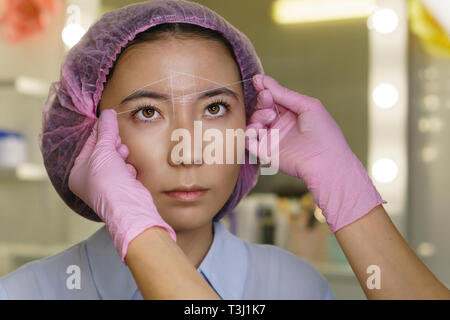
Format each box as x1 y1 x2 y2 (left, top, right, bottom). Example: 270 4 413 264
0 0 449 299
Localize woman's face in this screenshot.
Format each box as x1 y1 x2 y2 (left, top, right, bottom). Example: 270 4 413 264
99 36 246 232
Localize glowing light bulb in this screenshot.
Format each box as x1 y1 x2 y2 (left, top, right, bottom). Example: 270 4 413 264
373 83 399 109
372 158 398 183
62 24 85 48
367 8 399 34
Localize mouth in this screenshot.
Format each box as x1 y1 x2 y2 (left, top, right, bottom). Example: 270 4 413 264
163 185 210 202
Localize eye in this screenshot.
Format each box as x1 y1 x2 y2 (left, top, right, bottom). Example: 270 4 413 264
204 100 230 118
131 105 161 122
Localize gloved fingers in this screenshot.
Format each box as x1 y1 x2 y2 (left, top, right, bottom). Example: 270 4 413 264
255 89 273 109
126 163 137 178
73 120 98 166
115 132 130 161
69 121 98 195
116 136 122 149
245 132 271 165
249 107 277 125
252 74 265 91
253 74 314 115
249 90 277 126
253 86 289 121
246 121 265 131
97 109 119 150
117 143 129 160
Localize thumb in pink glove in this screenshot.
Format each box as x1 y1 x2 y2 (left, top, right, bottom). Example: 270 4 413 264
68 109 177 263
246 74 386 233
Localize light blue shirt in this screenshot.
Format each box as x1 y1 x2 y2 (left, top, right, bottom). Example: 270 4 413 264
0 221 334 300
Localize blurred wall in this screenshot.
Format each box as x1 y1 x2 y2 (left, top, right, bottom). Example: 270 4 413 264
0 0 103 277
0 4 67 244
408 32 450 288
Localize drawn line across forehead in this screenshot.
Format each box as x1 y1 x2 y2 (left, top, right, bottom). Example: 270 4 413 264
171 70 227 88
114 77 253 115
170 70 175 121
117 77 249 107
117 70 235 105
115 70 246 108
111 70 281 120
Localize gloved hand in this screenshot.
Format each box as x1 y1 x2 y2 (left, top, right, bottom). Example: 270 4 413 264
68 109 177 263
246 74 386 233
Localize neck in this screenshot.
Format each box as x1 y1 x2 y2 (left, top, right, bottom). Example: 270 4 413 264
175 221 214 269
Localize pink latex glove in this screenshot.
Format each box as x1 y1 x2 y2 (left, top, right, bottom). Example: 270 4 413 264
246 74 386 233
68 109 177 263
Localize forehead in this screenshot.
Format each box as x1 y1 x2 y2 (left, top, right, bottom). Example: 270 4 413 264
109 37 243 97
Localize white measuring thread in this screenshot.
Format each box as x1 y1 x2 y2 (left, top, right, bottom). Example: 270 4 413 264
170 70 175 121
168 71 200 119
113 71 209 112
119 75 175 98
171 70 228 88
115 77 252 115
169 71 281 120
113 72 281 119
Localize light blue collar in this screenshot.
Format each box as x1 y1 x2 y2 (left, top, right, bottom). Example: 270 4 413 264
84 221 248 300
197 221 248 300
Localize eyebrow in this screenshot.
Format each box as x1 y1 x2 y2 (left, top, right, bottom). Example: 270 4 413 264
118 86 240 106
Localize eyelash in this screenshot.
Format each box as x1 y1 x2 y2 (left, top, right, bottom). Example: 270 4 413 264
130 98 231 123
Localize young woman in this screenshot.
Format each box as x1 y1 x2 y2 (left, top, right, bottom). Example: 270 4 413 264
0 0 334 299
1 0 448 300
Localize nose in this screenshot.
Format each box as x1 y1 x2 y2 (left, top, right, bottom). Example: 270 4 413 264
167 105 203 167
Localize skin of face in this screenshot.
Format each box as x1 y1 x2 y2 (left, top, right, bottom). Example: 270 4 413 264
98 35 246 263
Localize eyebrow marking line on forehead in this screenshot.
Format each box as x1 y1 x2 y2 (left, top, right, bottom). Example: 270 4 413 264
170 70 175 121
116 78 250 109
172 70 225 87
117 86 240 108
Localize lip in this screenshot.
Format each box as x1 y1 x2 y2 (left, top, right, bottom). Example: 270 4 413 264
163 185 209 202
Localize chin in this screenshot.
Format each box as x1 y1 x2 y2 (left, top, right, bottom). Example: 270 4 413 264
159 206 215 233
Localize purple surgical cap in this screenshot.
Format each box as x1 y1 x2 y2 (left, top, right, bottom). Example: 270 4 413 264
39 0 263 222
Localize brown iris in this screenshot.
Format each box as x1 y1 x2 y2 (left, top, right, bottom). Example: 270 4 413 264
207 104 220 114
142 108 155 118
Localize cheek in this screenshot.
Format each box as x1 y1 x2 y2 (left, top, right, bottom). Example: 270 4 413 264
206 124 245 203
210 116 247 164
117 123 168 188
215 163 240 191
215 108 246 202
